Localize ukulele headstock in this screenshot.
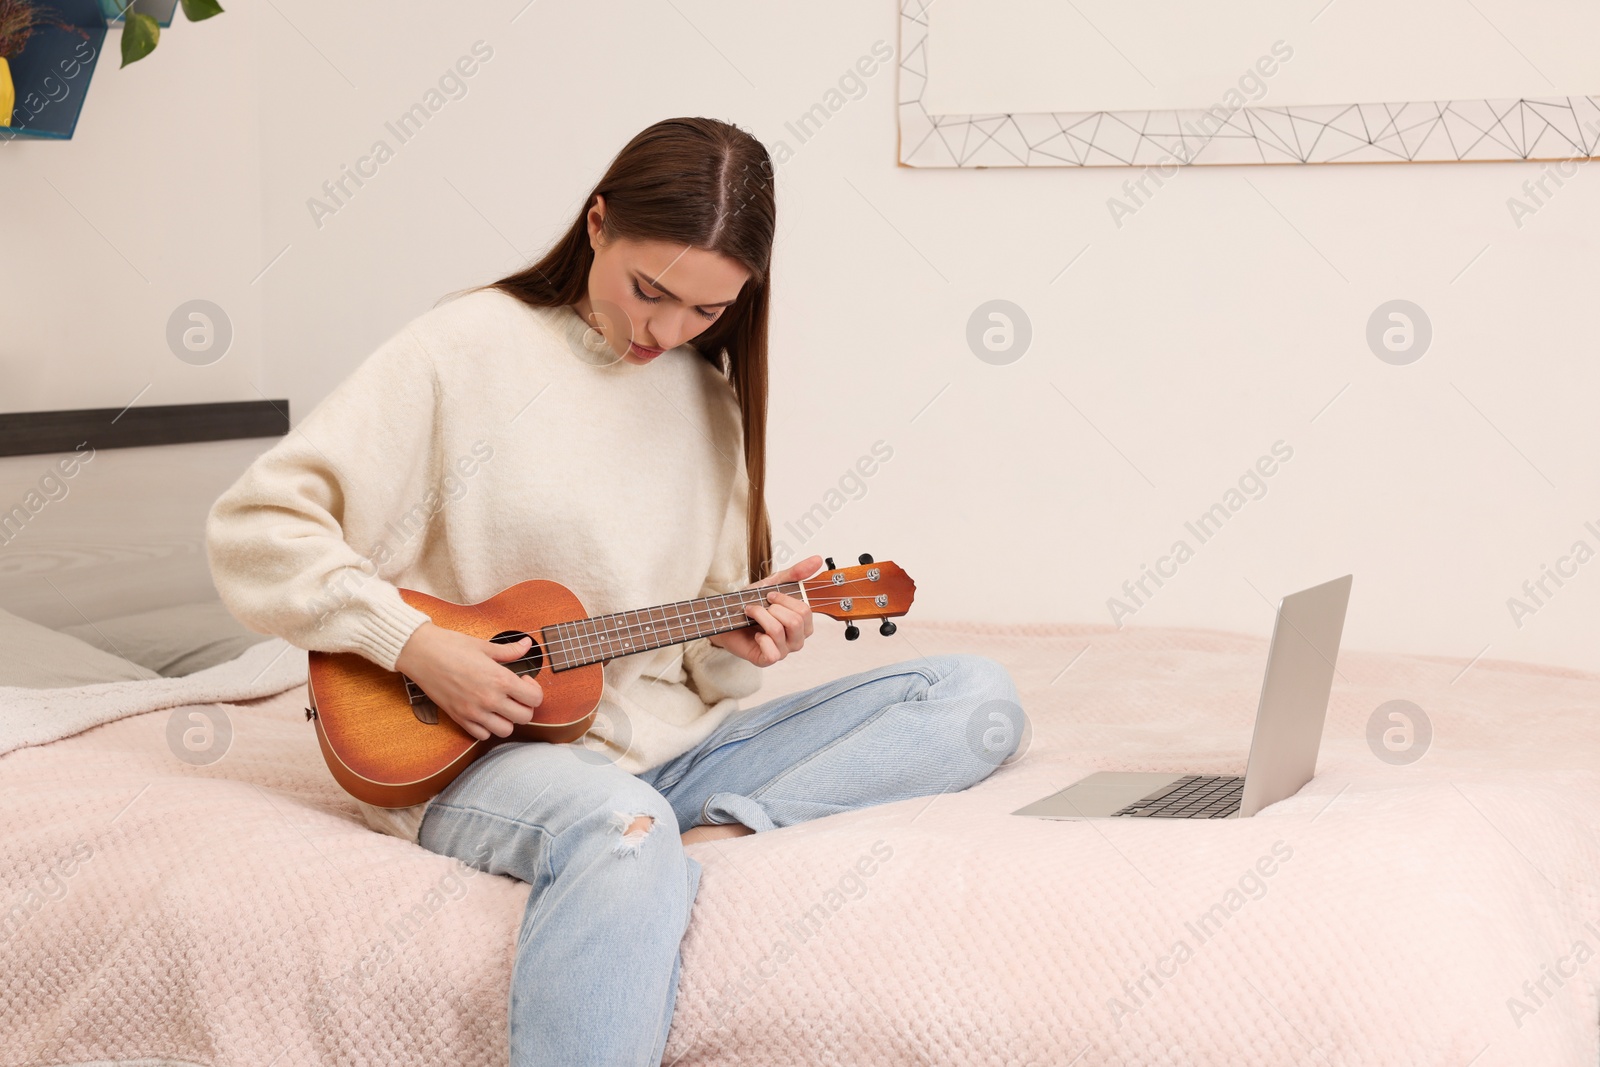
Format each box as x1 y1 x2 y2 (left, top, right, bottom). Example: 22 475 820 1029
801 554 915 639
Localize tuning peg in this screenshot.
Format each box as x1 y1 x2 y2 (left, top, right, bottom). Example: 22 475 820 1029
879 618 897 636
844 622 860 640
858 553 874 564
825 557 835 570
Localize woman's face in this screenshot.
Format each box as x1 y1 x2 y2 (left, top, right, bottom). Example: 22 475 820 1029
574 194 751 366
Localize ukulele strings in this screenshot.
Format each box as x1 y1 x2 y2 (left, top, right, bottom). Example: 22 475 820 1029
532 580 891 661
400 575 897 696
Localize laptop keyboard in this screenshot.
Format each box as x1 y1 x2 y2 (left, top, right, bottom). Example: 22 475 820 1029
1113 774 1244 819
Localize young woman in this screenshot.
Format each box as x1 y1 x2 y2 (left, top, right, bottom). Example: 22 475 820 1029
206 116 1024 1067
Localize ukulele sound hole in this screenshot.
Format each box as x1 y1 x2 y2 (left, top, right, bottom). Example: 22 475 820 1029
491 630 544 676
407 631 545 726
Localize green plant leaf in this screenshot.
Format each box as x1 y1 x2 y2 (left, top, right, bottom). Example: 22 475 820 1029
119 12 159 67
180 0 224 21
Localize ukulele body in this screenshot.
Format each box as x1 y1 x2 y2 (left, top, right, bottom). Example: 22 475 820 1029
306 579 604 808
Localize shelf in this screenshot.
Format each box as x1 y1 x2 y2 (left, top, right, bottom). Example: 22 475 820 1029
0 0 109 141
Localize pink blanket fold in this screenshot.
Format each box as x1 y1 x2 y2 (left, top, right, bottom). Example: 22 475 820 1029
2 621 1597 1067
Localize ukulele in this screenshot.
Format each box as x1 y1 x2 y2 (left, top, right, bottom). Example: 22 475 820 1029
305 554 915 807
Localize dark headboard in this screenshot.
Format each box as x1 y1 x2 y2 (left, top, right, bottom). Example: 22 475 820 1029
0 400 289 458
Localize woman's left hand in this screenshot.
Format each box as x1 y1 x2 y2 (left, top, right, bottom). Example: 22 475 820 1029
708 555 822 667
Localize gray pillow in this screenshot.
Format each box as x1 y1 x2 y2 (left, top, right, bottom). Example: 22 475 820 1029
61 601 274 678
0 607 160 688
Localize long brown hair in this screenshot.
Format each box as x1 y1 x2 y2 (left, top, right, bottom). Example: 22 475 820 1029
472 117 775 583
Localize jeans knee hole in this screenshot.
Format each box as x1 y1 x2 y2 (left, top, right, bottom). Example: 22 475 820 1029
609 811 656 856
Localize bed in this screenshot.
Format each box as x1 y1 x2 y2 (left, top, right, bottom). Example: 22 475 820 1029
2 440 1598 1066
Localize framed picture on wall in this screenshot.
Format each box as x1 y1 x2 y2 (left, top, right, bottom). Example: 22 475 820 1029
897 0 1600 167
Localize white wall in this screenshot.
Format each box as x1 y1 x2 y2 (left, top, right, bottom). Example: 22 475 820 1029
4 1 1596 673
0 3 263 412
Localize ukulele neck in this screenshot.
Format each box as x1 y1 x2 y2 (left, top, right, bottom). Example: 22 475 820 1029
543 580 806 671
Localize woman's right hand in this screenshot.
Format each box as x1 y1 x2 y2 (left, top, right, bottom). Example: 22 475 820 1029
393 621 544 741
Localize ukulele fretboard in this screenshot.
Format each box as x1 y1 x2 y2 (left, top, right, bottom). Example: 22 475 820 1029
541 580 806 671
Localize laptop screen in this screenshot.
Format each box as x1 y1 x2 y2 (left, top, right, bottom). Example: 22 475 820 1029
1237 574 1353 817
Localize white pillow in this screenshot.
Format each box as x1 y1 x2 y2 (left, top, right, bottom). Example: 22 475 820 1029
0 607 160 688
60 601 274 678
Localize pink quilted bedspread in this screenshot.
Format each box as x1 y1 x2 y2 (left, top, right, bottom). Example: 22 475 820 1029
3 621 1598 1067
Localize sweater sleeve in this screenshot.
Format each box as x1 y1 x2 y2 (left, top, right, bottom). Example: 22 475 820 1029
681 437 765 706
204 323 440 672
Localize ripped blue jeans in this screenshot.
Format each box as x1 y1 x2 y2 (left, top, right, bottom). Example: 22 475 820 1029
415 652 1024 1067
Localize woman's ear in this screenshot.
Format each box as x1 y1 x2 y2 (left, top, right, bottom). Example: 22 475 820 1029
586 194 607 249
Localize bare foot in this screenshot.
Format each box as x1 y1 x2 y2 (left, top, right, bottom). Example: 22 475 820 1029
680 822 755 845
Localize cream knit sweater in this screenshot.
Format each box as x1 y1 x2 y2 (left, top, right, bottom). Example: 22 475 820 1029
205 288 764 842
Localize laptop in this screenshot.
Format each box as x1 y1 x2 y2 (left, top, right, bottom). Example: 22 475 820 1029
1013 574 1352 821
